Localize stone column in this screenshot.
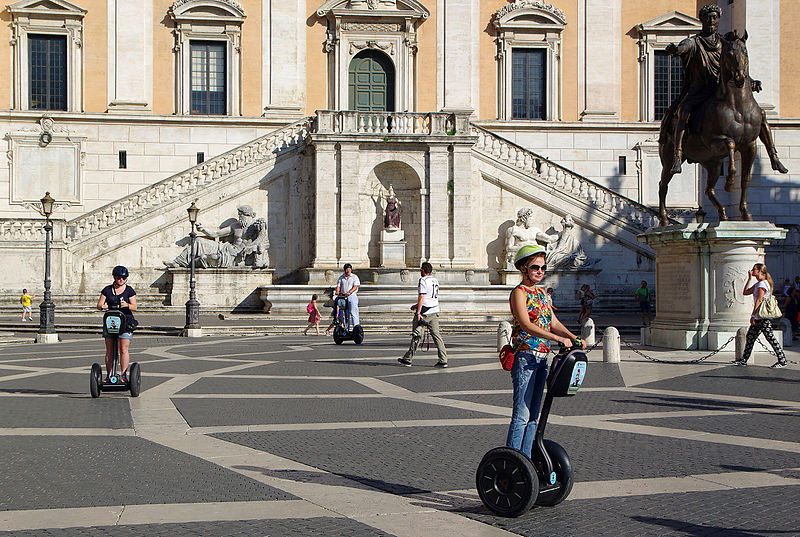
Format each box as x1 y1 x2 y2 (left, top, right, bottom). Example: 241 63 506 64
639 222 786 350
313 142 339 267
450 143 473 268
262 0 305 115
427 144 450 265
724 0 780 115
439 0 478 113
107 0 152 112
578 0 620 121
338 144 368 267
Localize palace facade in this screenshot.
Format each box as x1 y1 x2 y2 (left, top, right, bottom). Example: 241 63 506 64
0 0 797 311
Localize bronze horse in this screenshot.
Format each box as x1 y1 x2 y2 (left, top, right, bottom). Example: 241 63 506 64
657 31 788 226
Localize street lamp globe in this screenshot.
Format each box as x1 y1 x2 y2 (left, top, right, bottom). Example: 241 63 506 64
40 191 55 218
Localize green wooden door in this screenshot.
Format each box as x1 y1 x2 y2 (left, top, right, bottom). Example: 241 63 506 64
348 51 395 111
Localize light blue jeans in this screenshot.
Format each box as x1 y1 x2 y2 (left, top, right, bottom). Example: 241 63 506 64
506 350 549 458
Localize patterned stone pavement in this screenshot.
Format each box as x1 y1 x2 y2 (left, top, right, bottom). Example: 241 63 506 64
0 333 798 536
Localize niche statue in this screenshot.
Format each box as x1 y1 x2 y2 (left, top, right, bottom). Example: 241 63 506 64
384 185 402 229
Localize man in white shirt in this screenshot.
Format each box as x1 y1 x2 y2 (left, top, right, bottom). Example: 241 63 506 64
335 263 360 330
398 262 448 367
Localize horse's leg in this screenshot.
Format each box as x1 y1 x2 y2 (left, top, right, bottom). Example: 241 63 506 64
703 161 727 221
738 142 757 221
658 145 676 226
724 138 737 192
758 110 789 173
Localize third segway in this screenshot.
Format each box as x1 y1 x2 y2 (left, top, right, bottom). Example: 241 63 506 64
90 309 141 398
476 344 588 517
332 294 364 345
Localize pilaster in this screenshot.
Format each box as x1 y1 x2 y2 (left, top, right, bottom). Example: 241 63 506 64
427 144 450 265
338 144 368 267
313 143 339 267
451 144 473 267
578 0 621 121
440 0 477 113
107 0 153 112
262 0 305 115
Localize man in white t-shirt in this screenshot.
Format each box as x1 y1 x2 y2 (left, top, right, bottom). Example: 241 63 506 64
398 262 448 367
335 263 360 330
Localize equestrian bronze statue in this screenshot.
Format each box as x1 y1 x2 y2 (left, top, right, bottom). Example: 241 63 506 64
657 4 788 226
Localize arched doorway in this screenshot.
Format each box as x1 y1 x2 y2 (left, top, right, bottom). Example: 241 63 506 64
348 50 395 111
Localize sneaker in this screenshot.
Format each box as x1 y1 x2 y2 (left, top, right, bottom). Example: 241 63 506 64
731 360 747 366
770 361 787 369
433 361 448 368
397 357 412 367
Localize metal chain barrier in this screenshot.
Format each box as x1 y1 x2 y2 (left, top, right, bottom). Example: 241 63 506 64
755 337 799 364
594 324 737 364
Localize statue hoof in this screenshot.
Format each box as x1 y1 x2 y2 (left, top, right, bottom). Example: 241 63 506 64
772 160 789 174
670 162 682 175
724 177 736 192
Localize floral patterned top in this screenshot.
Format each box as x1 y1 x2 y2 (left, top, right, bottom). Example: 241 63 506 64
510 284 553 353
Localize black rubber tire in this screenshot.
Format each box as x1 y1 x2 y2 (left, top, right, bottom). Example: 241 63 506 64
333 327 344 345
128 362 141 397
535 440 574 506
353 325 364 344
90 363 102 398
476 447 538 517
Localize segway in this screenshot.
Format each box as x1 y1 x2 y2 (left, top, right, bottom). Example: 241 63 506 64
90 309 141 398
476 344 588 517
332 294 364 345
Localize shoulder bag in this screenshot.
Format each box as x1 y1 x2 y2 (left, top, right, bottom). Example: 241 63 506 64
756 294 782 320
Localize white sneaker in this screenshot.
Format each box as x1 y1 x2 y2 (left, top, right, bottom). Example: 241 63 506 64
770 361 787 369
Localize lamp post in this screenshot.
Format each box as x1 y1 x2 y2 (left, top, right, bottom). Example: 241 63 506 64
37 192 58 343
184 200 202 337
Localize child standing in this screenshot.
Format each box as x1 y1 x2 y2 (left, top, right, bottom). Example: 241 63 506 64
20 289 35 321
304 294 321 335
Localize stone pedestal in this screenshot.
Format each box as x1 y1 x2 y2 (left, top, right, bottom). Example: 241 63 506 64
380 228 406 268
639 221 787 350
167 268 273 312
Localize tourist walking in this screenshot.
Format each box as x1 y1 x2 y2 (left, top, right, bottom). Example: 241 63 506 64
734 263 787 368
506 245 584 458
303 294 321 335
335 263 360 330
20 289 35 321
635 280 653 326
398 262 447 368
577 284 595 323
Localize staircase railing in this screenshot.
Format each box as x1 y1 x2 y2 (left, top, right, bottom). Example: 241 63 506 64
66 117 312 243
472 124 674 230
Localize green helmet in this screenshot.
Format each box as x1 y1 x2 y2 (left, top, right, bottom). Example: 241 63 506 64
514 244 546 270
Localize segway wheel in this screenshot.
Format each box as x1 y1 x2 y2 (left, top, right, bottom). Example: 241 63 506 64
90 363 102 398
353 325 364 345
333 327 344 345
128 362 141 397
476 447 538 517
534 440 574 507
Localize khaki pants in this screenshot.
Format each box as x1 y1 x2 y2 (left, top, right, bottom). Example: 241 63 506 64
403 312 447 363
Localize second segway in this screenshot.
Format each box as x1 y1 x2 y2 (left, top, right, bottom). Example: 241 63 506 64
332 294 364 345
476 344 588 517
90 309 141 398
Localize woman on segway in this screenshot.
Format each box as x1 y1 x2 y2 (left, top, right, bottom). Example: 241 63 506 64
508 245 584 458
97 266 137 383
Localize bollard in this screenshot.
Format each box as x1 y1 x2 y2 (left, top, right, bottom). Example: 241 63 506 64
603 326 620 363
735 326 748 361
497 320 512 352
581 318 596 347
778 318 793 348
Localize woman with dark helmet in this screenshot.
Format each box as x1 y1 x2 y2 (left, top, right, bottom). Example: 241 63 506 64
507 245 585 457
97 266 137 382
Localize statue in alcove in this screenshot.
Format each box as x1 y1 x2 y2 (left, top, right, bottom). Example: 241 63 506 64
384 185 402 229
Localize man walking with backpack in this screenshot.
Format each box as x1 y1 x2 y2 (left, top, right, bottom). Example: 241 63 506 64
398 262 448 368
635 280 653 327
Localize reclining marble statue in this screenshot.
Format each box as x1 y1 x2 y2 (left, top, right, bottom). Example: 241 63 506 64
545 215 599 270
164 205 270 269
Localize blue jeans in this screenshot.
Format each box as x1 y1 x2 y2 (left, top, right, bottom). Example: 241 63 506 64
506 351 549 458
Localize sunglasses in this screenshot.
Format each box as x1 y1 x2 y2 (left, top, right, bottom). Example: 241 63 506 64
114 276 127 280
527 264 547 272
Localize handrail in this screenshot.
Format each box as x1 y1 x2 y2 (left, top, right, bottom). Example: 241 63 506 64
471 124 676 230
66 118 312 243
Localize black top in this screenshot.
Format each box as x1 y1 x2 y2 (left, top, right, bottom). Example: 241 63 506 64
101 284 136 316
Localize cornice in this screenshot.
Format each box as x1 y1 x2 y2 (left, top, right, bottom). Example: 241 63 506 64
495 1 566 25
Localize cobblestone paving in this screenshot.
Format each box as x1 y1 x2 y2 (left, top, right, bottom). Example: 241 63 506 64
0 334 798 536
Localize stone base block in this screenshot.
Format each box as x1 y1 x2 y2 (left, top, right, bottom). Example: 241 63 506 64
182 328 203 338
35 332 59 344
380 239 407 268
167 268 273 312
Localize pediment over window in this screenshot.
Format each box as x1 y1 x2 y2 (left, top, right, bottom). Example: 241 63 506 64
169 0 245 22
317 0 429 19
7 0 86 17
493 1 567 29
637 11 700 34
